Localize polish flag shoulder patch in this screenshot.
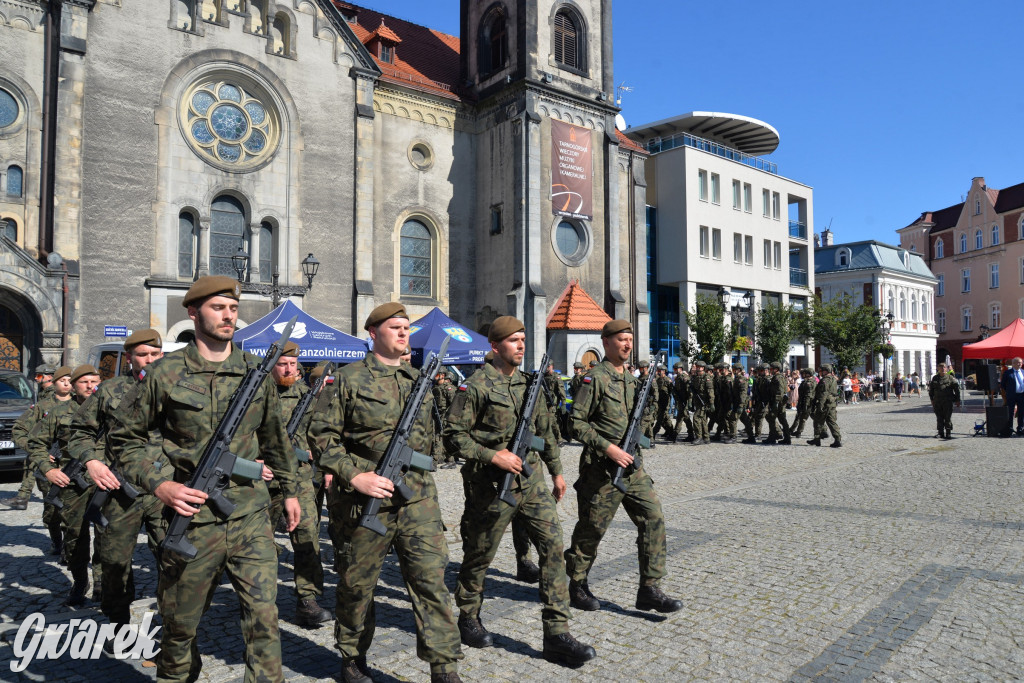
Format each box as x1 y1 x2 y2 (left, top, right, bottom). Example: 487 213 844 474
458 384 468 391
583 377 592 384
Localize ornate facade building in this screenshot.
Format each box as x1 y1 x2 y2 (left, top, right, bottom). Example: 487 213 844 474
0 0 647 372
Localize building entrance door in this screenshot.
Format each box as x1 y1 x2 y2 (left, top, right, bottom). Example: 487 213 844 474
0 304 23 371
581 349 600 367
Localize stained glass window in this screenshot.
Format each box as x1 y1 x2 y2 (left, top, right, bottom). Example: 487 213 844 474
6 166 22 197
259 222 273 283
0 90 18 129
400 220 432 297
210 195 246 277
182 79 278 170
178 212 196 279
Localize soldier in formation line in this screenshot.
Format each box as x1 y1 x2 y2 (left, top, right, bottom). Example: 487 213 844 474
929 361 961 439
790 368 815 438
808 364 842 448
2 363 56 510
671 363 694 441
652 365 675 440
764 361 793 445
689 361 714 445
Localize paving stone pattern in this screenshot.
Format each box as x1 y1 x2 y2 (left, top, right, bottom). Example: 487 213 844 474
0 397 1022 681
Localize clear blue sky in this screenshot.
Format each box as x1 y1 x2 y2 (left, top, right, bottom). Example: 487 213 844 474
368 1 1024 244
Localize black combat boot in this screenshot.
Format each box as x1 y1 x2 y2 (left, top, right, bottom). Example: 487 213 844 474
542 632 597 666
780 435 792 445
762 437 778 445
635 584 683 613
340 657 371 683
1 495 28 510
829 441 843 448
568 580 600 611
295 598 332 627
806 438 821 446
65 573 89 607
516 558 540 584
457 615 493 648
47 526 63 556
741 435 757 444
430 673 463 683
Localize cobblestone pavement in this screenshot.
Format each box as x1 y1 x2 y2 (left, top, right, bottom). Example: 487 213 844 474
1 395 1022 681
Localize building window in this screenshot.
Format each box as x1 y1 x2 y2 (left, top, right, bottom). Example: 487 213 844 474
763 239 771 268
838 249 849 267
400 219 433 297
6 166 22 197
380 44 394 63
773 241 781 269
733 232 742 262
962 307 971 332
712 228 721 259
710 173 720 204
181 78 280 172
935 238 944 259
744 235 753 265
698 170 708 201
553 8 584 71
899 292 906 319
975 229 983 250
975 198 981 215
937 274 944 296
936 309 945 333
762 189 770 217
0 89 20 130
991 304 1001 329
0 217 15 242
1021 257 1024 284
743 183 752 212
771 192 780 219
911 294 918 321
209 195 247 277
257 221 274 283
699 225 709 257
732 180 740 209
959 233 967 253
961 268 971 293
490 205 502 235
990 263 999 288
991 224 1000 245
178 211 197 279
479 7 508 76
887 289 895 313
553 218 589 266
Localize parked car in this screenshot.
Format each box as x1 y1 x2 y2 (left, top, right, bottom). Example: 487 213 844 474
87 340 187 380
0 370 36 472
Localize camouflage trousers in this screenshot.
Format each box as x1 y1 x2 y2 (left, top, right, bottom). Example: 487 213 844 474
673 408 693 439
96 491 166 625
750 406 765 436
813 408 842 443
735 408 752 437
791 409 810 436
157 508 282 683
511 513 537 563
641 411 656 442
765 403 791 440
932 401 954 433
714 406 731 436
59 482 101 589
329 493 462 674
653 404 673 438
15 459 44 498
266 465 323 599
692 406 711 441
456 473 570 636
37 479 62 539
565 455 667 586
432 435 455 465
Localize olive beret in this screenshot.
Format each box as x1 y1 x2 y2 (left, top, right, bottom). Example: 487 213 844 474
363 302 408 330
280 341 300 358
182 275 241 307
695 360 707 368
70 364 99 383
601 319 633 338
638 360 650 368
52 365 72 381
484 350 495 363
34 363 56 375
487 315 525 342
124 328 162 351
573 362 584 369
770 361 782 370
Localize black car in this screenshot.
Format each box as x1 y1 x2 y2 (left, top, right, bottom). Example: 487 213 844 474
0 370 36 472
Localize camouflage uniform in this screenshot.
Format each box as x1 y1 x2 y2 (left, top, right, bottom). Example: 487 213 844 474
564 361 669 588
10 384 54 501
929 372 961 438
109 341 300 683
764 368 792 443
27 397 101 596
638 366 658 445
751 369 770 437
443 362 570 635
653 372 674 439
66 374 166 626
713 366 730 439
431 379 455 466
672 371 693 440
308 353 461 676
690 368 714 443
307 368 339 524
791 375 814 437
543 370 566 442
811 372 842 446
13 397 63 547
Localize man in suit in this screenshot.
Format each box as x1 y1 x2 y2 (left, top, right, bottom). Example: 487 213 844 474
1000 357 1024 436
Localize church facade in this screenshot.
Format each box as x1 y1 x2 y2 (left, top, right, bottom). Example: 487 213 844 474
0 0 648 373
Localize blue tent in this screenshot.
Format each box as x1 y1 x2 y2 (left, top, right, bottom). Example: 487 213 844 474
409 307 489 366
234 300 367 363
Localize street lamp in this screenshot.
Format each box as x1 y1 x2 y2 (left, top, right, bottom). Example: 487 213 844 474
718 287 753 364
231 249 320 308
875 309 895 401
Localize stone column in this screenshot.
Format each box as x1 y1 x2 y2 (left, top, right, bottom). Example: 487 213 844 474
196 216 210 277
247 222 261 283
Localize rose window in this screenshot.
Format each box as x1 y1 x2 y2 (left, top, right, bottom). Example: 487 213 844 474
181 80 279 171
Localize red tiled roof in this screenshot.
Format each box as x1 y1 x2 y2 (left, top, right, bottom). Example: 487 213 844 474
994 181 1024 213
337 2 460 100
616 129 647 154
547 280 612 331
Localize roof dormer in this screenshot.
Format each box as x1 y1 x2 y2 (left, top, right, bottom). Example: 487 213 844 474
365 18 402 65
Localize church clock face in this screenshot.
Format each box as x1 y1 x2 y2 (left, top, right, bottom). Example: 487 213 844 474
179 78 280 172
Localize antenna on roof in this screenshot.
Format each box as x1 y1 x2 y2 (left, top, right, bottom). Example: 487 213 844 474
616 81 633 106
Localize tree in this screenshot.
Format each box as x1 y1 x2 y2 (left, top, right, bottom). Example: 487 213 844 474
681 294 729 363
805 292 879 372
755 301 798 365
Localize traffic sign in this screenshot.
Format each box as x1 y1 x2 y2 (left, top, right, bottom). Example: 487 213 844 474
104 325 128 338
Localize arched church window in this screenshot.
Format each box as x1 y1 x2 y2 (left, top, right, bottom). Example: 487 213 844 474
479 6 508 76
553 8 584 72
257 220 274 283
181 78 280 172
1 218 15 242
178 211 197 279
210 195 247 278
400 219 433 297
6 166 22 197
0 89 19 129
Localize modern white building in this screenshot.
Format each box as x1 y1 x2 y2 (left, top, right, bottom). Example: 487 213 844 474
814 239 938 379
628 112 814 368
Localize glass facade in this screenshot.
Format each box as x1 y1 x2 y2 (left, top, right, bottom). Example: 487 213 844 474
646 206 681 363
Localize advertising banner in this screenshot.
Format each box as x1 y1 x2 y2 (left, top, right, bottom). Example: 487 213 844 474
550 119 593 220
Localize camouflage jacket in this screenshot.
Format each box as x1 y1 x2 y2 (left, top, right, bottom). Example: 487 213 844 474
66 375 139 465
731 374 749 410
797 378 814 412
12 394 57 452
432 382 453 419
812 375 839 413
542 372 566 412
26 396 87 475
754 376 773 407
655 375 673 406
571 360 645 469
444 362 562 483
108 341 299 523
928 373 961 403
691 373 714 409
308 353 436 505
673 374 690 407
306 377 338 465
277 380 314 463
640 371 658 417
770 373 788 406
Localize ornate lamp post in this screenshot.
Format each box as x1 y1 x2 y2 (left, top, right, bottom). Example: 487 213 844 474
875 309 895 401
231 249 320 308
718 287 753 364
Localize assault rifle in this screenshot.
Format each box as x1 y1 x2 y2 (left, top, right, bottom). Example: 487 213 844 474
358 335 450 536
286 362 335 464
611 352 665 494
84 466 140 528
162 317 297 559
36 443 88 510
495 351 549 506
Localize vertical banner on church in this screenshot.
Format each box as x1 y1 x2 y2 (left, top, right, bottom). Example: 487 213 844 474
550 119 593 220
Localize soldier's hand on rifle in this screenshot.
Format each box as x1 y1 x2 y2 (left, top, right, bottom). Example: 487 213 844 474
255 459 274 481
45 468 70 488
491 449 523 473
283 497 301 532
551 474 567 502
351 471 394 499
605 444 634 468
85 460 121 491
154 480 208 517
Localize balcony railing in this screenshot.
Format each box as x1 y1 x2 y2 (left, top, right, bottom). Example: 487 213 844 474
789 220 807 239
790 267 808 287
644 132 778 175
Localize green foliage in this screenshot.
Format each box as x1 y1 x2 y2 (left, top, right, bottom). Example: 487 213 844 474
681 294 729 363
755 302 797 365
873 343 896 359
805 291 879 372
